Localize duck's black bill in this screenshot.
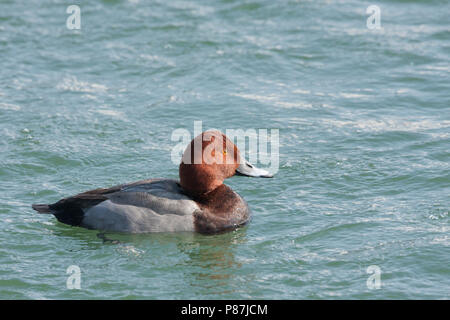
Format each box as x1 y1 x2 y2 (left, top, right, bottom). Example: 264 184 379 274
236 158 274 178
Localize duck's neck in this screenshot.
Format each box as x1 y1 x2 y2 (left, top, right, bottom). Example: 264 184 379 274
190 184 227 203
179 163 224 196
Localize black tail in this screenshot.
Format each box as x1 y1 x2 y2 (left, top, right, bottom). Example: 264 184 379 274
32 204 52 213
32 203 85 226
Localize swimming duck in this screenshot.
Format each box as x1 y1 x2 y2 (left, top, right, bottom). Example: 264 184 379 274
32 131 272 234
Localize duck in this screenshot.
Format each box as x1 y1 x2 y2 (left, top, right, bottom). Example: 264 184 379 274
32 130 273 234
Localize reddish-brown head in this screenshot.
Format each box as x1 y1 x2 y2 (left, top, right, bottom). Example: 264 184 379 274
179 131 241 196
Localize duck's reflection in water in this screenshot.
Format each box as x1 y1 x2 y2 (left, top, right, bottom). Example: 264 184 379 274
176 228 248 295
50 225 249 296
108 228 249 294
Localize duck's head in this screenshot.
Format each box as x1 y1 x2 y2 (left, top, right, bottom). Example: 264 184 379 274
179 130 272 196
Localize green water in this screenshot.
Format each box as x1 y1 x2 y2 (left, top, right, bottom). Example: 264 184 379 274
0 0 449 299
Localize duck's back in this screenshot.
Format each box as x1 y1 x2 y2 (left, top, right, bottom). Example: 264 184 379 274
33 179 198 233
82 179 198 233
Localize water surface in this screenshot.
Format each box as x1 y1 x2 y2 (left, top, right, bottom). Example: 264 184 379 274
0 0 449 299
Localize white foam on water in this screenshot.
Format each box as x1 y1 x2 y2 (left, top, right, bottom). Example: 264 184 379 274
232 93 323 109
231 92 277 102
139 54 176 67
95 109 124 118
116 244 145 258
57 76 108 94
292 89 311 95
323 118 450 133
340 93 371 99
0 102 21 111
275 101 313 109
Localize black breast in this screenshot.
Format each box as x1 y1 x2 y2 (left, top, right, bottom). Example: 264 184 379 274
192 184 250 234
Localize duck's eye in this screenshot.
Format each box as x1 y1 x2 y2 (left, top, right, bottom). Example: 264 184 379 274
223 150 227 155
